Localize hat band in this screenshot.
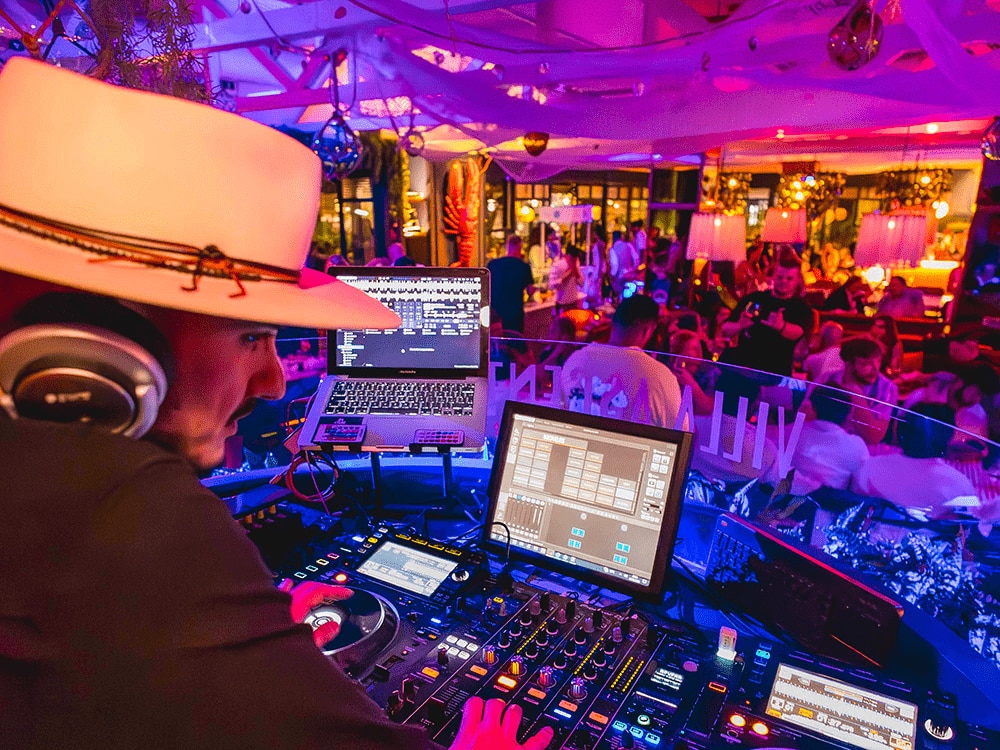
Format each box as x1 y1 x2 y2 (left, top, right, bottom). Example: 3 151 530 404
0 202 301 298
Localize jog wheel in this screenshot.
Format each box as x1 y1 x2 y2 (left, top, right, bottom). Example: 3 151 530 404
302 588 400 677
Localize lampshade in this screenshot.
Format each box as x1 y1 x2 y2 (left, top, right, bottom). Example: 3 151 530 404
854 213 927 268
760 208 807 243
687 213 747 262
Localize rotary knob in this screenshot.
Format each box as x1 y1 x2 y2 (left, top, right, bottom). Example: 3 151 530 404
519 612 532 626
565 600 577 621
537 666 556 688
574 627 588 644
592 651 607 668
611 626 623 644
564 641 578 657
567 676 587 700
529 600 542 617
437 647 449 667
508 656 524 676
509 622 523 638
540 592 551 611
524 642 539 660
583 616 595 634
482 645 498 665
583 665 598 682
498 634 512 649
536 632 550 648
552 653 568 670
546 620 560 635
555 608 568 625
592 610 604 629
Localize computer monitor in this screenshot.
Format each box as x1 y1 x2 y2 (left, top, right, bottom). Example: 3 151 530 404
484 402 694 599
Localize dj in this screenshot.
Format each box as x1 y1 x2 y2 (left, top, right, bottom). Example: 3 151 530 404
0 59 552 750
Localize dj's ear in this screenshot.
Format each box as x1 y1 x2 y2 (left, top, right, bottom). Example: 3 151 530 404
0 292 175 438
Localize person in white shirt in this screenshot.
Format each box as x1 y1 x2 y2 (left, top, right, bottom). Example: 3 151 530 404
548 244 586 313
608 230 639 298
850 403 979 520
877 276 925 319
561 295 681 428
791 387 869 495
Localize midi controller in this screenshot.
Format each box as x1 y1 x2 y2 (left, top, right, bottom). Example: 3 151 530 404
250 502 999 750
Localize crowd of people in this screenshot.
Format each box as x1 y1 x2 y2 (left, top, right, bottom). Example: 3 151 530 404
487 230 1000 527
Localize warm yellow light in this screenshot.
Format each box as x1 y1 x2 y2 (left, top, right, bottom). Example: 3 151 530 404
781 211 789 219
728 178 738 188
935 200 949 219
925 123 939 134
751 722 769 736
919 259 959 270
519 205 532 216
887 219 896 230
792 181 801 190
794 191 805 201
776 129 785 139
920 175 931 185
714 217 722 227
729 714 747 728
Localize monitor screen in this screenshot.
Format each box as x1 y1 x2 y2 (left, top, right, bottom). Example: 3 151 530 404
327 268 488 376
765 663 918 750
356 540 459 598
484 402 693 598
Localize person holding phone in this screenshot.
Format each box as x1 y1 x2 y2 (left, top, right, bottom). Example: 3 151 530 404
720 245 814 376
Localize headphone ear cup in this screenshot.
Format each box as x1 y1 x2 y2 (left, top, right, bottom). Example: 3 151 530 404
0 294 174 438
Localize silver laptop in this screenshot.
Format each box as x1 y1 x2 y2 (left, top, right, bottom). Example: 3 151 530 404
299 267 489 452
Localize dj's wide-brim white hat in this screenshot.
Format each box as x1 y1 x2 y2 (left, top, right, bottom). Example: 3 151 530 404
0 58 399 331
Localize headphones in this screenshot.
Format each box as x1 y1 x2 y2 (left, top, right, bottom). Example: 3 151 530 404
0 293 175 438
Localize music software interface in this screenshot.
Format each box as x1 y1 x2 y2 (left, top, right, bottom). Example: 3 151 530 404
489 412 679 587
356 541 459 598
333 275 483 370
766 664 917 750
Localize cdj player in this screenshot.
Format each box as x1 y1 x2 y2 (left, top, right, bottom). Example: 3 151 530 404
233 402 1000 750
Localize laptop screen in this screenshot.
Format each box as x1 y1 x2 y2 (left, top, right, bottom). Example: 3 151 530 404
327 267 489 377
484 402 694 599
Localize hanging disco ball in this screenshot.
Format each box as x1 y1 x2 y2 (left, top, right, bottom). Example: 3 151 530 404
828 0 883 71
983 117 1000 161
311 113 363 180
402 131 425 158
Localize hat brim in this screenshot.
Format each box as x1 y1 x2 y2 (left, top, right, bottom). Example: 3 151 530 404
0 226 401 330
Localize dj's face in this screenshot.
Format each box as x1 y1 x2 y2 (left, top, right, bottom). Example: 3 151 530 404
143 309 285 470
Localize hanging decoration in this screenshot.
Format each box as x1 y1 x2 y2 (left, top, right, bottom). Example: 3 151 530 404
775 172 845 221
401 130 426 157
827 0 884 71
982 117 1000 161
523 132 550 157
312 113 364 180
875 168 952 210
312 48 363 180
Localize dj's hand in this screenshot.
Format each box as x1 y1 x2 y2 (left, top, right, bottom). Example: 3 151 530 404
284 580 353 649
450 697 555 750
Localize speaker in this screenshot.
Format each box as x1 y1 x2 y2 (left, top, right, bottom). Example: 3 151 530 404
0 293 175 438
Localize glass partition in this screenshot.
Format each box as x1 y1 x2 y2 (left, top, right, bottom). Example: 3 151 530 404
221 328 1000 673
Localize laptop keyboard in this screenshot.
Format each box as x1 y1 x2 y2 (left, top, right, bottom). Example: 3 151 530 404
324 381 476 416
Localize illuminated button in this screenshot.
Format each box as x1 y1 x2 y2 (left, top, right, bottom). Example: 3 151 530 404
367 537 378 544
459 651 471 660
427 633 438 640
496 675 518 690
293 572 307 579
558 700 578 713
645 732 661 746
446 635 458 644
588 711 609 725
527 688 546 700
315 559 329 566
326 552 339 560
470 665 488 676
636 714 651 727
751 722 769 736
612 721 628 733
334 572 348 583
448 647 461 657
629 726 644 738
729 714 747 728
457 639 469 648
421 667 440 679
305 565 318 572
708 681 727 693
